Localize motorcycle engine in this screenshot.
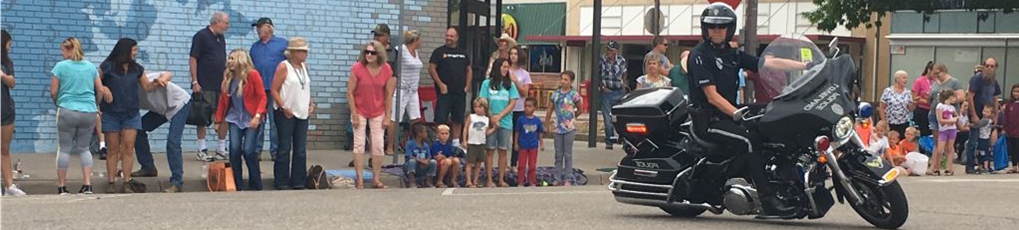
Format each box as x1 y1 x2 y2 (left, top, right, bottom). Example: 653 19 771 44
723 178 761 215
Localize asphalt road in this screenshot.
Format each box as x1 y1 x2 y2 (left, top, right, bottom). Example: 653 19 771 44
2 176 1019 229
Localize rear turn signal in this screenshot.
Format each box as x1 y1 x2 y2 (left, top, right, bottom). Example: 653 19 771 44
626 123 648 135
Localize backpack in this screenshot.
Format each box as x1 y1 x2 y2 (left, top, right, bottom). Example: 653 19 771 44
306 165 331 189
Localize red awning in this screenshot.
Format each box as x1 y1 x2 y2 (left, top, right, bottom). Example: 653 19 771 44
526 34 865 46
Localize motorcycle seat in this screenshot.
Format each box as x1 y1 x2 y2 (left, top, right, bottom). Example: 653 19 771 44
688 120 719 150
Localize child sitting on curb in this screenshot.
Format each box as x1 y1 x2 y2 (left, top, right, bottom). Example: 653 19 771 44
432 125 462 188
404 124 437 188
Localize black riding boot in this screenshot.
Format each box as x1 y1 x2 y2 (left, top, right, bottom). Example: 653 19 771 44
746 153 797 219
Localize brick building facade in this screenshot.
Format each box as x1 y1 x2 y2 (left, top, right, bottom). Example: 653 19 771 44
0 0 449 153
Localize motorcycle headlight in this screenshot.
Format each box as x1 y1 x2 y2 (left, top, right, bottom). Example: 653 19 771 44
834 116 854 140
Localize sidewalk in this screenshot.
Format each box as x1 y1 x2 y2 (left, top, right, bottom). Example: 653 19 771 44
5 140 624 195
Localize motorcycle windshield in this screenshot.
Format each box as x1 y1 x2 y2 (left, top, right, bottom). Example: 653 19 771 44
756 35 829 101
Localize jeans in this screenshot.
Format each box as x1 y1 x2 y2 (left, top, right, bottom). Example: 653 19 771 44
136 102 191 187
273 109 309 189
964 130 978 172
602 89 624 144
255 91 278 157
511 111 524 167
229 123 262 191
553 130 576 183
404 159 438 177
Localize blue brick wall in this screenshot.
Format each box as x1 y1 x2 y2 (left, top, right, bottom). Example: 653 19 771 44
0 0 447 153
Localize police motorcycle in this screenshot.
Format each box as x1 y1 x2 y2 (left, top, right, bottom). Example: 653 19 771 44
607 35 909 229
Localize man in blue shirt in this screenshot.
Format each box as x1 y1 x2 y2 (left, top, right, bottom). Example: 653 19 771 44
190 11 230 161
249 17 287 161
964 58 1001 174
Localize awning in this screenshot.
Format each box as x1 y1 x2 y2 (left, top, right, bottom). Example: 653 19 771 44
526 34 866 46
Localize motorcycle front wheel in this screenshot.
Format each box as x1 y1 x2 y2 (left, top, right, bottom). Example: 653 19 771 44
848 180 909 229
660 206 707 217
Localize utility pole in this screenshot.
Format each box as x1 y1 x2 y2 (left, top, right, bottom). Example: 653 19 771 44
654 0 661 40
744 0 759 55
589 0 601 148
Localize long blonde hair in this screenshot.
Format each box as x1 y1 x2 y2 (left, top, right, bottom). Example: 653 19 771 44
61 37 85 61
222 49 255 96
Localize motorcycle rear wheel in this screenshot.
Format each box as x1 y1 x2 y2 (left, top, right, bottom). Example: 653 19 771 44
848 180 909 229
660 206 707 217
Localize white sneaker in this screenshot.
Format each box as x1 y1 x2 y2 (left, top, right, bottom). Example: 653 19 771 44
214 149 228 160
6 185 26 196
196 149 214 162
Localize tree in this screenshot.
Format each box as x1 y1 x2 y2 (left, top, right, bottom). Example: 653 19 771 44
802 0 1019 32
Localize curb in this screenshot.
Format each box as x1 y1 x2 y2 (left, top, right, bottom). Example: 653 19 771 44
8 174 407 195
9 172 614 195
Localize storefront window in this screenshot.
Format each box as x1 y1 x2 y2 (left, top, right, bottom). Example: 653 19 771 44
997 12 1019 33
890 46 935 86
892 12 923 33
528 45 562 73
934 47 980 82
939 11 978 34
1005 48 1019 89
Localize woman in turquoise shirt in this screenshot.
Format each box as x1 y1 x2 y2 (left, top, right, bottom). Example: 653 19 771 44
49 37 112 195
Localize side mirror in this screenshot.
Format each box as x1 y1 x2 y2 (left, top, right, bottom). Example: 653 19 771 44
827 38 841 57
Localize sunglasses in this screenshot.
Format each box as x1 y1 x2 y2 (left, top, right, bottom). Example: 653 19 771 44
364 50 378 56
705 24 726 29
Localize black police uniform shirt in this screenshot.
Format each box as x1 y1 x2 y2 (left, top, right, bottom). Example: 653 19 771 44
686 42 763 117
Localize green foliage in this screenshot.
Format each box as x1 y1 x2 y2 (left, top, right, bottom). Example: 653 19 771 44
803 0 1019 32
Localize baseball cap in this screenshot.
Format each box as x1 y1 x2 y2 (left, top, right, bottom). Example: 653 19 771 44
251 17 273 27
372 24 391 36
606 41 620 50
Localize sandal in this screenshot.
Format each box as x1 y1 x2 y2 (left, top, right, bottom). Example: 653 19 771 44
355 180 364 189
373 182 388 189
944 170 955 176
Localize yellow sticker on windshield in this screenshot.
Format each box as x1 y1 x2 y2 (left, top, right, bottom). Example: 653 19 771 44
800 48 813 62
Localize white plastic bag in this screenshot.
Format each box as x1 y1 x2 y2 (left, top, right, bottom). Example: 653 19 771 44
904 152 929 176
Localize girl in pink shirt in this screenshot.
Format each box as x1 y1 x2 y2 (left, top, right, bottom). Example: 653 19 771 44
912 61 935 136
347 41 396 189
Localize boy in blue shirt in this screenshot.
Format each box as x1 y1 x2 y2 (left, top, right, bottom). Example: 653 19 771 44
432 124 463 188
404 124 437 188
515 98 544 186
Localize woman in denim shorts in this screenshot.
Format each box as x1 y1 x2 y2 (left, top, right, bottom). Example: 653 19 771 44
98 38 166 193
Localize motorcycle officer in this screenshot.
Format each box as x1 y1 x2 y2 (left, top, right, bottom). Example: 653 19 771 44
687 2 810 219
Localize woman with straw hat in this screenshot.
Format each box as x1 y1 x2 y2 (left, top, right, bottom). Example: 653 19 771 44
270 37 316 190
485 33 518 78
